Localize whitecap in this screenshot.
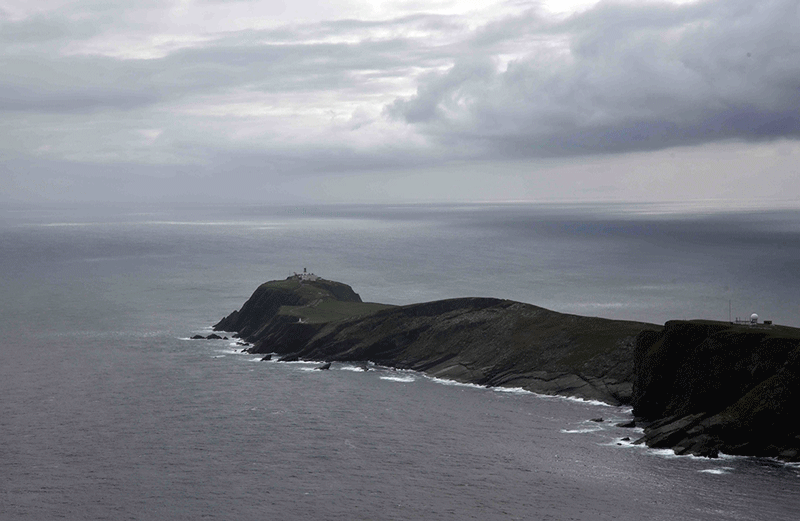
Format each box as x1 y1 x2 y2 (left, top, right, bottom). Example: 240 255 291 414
380 375 416 383
555 395 617 407
425 376 485 389
699 467 732 475
641 447 710 461
339 365 366 372
494 386 533 395
561 427 603 434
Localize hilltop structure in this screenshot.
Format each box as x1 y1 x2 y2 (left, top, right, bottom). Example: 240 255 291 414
292 268 319 282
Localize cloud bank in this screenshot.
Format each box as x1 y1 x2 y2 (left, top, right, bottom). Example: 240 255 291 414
1 0 799 202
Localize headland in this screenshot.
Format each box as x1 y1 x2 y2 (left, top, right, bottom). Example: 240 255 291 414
210 276 800 462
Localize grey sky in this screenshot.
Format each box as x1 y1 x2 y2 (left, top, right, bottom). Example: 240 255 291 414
2 0 799 204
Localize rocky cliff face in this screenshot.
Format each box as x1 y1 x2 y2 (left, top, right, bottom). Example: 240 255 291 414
285 297 653 404
213 279 654 405
631 321 800 461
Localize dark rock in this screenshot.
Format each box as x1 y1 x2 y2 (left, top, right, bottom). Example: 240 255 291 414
260 354 272 361
206 333 223 340
315 362 332 370
616 421 636 428
621 437 631 442
191 334 205 340
590 418 604 423
632 320 800 460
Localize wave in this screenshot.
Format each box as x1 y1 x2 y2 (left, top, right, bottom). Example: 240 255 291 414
379 375 416 383
493 386 533 395
561 426 603 434
339 365 366 372
698 468 733 475
424 376 485 389
531 392 617 408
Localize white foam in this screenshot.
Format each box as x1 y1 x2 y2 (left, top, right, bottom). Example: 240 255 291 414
379 375 416 383
640 447 711 461
699 467 732 475
525 391 618 407
339 365 366 372
554 395 616 407
647 448 682 459
494 386 533 395
561 427 603 434
425 376 485 389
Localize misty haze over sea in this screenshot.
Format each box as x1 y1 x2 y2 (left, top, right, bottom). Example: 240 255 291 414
1 202 799 520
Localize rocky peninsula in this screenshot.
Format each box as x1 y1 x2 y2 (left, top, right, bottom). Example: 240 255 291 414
211 277 800 462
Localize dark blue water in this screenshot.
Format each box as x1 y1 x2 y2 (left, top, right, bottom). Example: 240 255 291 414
2 202 799 519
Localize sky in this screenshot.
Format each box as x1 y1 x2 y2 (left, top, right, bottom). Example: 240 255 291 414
1 0 799 205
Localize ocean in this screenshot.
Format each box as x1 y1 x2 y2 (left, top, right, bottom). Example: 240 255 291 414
1 201 799 520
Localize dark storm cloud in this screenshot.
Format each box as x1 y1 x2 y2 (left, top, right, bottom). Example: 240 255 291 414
387 0 800 157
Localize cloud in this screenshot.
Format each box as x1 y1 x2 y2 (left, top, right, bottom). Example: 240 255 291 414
1 0 799 203
387 0 800 157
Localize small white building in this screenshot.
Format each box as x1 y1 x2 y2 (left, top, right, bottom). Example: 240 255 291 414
293 268 319 282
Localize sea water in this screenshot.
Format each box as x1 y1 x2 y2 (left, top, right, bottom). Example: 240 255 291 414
1 202 799 520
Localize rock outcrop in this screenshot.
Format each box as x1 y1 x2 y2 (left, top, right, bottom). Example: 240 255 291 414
631 320 800 461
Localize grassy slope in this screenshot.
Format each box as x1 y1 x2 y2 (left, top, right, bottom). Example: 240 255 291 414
279 300 395 324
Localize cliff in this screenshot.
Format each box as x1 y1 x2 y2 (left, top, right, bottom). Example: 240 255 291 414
214 278 654 405
631 320 800 461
